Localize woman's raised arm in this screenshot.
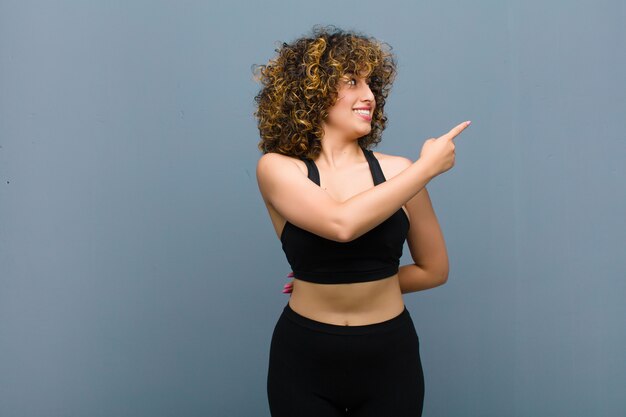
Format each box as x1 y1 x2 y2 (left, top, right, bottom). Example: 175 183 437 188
257 152 433 242
257 121 470 242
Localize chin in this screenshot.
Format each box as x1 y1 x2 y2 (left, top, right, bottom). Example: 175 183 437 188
357 127 372 137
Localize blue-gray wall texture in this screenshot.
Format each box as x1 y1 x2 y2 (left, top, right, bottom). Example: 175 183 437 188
1 1 624 416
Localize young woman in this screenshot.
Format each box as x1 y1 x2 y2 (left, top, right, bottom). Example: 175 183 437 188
254 25 470 417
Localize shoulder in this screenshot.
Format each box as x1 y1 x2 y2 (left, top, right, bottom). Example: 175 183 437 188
256 152 308 177
256 153 309 194
371 150 413 179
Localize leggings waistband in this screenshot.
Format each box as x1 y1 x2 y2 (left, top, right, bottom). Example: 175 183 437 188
282 302 412 335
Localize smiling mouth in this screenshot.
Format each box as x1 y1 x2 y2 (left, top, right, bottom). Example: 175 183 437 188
353 109 372 120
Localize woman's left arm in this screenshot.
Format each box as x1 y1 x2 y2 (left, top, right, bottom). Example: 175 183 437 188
398 185 449 293
283 156 450 295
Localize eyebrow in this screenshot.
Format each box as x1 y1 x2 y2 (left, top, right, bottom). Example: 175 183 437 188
342 73 371 80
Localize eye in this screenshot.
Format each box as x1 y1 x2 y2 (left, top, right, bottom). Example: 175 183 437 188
346 78 357 86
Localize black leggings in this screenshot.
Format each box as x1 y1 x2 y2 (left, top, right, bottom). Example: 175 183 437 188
267 302 425 417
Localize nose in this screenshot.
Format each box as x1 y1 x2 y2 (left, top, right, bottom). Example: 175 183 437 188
361 83 375 103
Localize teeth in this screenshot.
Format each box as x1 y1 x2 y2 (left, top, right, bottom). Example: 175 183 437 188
353 109 370 115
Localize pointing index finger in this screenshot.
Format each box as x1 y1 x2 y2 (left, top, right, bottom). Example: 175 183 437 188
441 120 471 141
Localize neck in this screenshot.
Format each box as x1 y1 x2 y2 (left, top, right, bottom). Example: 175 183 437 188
316 131 364 170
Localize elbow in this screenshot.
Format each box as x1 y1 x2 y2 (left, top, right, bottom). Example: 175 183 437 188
437 267 449 286
329 211 357 243
425 264 448 288
433 255 450 287
333 224 355 243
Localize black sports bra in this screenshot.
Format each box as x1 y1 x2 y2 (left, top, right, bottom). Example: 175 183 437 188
280 147 410 284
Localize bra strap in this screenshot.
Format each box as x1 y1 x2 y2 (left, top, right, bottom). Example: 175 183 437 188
301 158 320 186
361 147 386 185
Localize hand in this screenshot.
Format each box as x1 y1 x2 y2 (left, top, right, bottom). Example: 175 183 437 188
419 120 471 178
282 271 294 294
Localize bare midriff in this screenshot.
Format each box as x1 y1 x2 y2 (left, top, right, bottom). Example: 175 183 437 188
287 274 405 326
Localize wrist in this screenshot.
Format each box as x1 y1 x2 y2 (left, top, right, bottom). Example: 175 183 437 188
414 158 437 182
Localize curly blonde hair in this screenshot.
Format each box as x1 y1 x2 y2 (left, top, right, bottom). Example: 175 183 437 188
253 25 397 159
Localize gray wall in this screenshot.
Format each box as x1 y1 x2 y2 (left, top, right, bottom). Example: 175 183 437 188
1 1 624 416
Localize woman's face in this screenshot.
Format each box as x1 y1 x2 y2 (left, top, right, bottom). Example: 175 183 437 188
323 73 376 140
